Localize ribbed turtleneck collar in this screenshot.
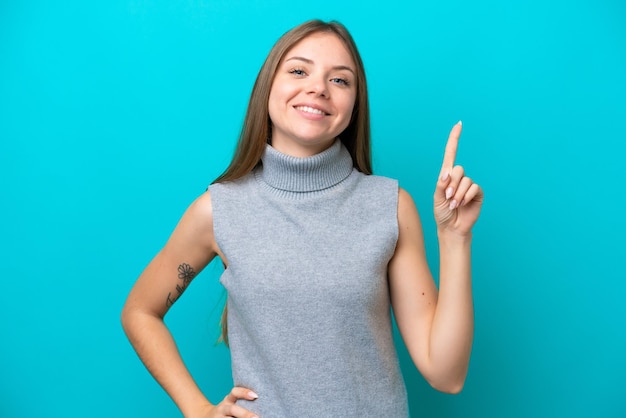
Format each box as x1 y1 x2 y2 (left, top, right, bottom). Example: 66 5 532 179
257 140 354 193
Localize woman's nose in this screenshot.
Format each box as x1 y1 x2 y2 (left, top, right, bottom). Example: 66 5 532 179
306 76 328 98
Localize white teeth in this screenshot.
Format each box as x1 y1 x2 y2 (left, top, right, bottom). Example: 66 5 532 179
295 106 325 115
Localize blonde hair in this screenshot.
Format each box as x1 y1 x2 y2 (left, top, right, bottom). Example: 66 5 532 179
214 20 372 344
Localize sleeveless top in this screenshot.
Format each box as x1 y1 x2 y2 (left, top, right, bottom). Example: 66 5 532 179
209 140 408 417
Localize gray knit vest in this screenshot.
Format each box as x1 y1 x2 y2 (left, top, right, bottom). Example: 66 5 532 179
209 140 408 417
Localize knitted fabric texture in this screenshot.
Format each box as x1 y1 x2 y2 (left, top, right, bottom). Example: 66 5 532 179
209 140 408 417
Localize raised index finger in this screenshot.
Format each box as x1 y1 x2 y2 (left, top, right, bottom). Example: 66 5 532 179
441 121 462 170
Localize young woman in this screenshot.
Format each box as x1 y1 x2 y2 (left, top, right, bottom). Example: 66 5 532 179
122 19 483 418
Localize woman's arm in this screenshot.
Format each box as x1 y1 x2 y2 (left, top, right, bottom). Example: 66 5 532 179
121 191 258 417
388 122 483 394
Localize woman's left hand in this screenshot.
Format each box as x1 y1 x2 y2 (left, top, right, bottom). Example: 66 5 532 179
434 121 484 236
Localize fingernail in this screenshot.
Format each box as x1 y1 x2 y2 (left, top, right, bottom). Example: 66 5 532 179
441 170 449 182
445 187 454 200
249 391 259 399
449 199 458 210
457 120 463 126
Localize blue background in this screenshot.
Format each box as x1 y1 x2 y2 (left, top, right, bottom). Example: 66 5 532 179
1 0 625 417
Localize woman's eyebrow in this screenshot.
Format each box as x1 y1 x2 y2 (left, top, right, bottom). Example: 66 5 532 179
285 56 355 75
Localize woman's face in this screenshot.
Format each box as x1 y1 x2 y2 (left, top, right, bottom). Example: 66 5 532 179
268 32 357 157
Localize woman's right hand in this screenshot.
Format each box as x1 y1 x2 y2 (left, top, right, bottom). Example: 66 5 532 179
191 387 259 418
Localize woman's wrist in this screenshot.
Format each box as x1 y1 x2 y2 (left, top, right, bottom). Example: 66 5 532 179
437 227 473 246
182 401 215 418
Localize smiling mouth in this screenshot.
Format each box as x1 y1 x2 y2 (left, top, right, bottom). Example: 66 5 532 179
294 105 328 116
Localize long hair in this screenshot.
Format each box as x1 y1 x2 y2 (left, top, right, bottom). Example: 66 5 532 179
214 20 372 344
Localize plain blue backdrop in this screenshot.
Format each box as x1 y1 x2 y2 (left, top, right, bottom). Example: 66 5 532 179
1 0 625 417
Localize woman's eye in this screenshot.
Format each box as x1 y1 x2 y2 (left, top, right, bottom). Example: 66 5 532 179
331 78 350 86
289 68 306 76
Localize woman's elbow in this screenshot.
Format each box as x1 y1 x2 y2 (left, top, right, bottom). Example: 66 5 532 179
120 301 146 334
120 304 134 334
427 373 467 394
432 381 465 394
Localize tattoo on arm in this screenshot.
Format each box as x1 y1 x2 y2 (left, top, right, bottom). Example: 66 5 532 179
165 263 197 307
